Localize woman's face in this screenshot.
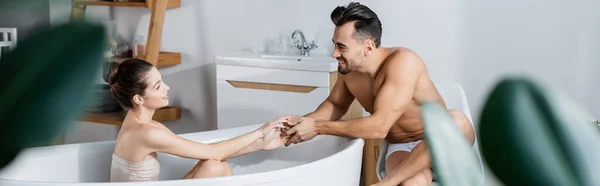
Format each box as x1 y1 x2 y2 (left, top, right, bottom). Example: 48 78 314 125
139 67 169 109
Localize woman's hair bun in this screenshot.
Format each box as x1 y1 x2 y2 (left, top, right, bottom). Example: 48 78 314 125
102 62 120 85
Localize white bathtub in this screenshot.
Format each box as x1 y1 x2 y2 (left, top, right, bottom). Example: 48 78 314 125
0 124 364 186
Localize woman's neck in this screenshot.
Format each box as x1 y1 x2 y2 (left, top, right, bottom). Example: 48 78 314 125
128 107 155 124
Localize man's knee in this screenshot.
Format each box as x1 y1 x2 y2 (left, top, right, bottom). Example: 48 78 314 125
385 151 411 175
400 175 430 186
448 109 475 144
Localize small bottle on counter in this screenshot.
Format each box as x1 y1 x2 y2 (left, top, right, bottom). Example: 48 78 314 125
132 35 146 58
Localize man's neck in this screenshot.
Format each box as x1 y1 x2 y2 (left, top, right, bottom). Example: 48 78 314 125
362 47 389 78
128 107 156 124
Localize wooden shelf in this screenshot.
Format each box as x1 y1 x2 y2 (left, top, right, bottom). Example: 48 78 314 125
72 0 183 126
80 106 182 126
111 52 181 67
73 0 181 9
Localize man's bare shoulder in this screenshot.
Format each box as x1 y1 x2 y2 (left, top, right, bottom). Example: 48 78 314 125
382 47 426 74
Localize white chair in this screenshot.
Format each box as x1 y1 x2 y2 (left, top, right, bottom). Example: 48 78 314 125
375 83 484 182
0 28 17 58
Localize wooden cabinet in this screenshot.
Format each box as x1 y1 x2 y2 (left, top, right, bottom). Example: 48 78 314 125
215 64 333 129
361 111 384 186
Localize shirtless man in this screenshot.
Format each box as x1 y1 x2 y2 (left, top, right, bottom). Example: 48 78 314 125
281 2 476 186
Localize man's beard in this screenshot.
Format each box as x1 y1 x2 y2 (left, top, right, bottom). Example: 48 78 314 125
337 56 350 75
338 66 350 75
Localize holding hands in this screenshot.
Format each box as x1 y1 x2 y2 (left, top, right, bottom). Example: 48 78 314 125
256 116 290 138
255 116 293 150
283 116 319 147
255 116 321 150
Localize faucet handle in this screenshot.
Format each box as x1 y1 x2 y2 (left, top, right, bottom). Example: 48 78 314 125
292 39 301 49
310 40 318 49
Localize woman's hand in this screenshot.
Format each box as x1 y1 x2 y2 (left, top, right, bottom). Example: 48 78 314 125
256 116 294 138
259 129 290 150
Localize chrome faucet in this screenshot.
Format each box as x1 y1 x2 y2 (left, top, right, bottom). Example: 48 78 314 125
291 29 318 57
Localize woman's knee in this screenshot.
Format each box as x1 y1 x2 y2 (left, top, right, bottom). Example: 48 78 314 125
195 160 226 177
221 161 234 176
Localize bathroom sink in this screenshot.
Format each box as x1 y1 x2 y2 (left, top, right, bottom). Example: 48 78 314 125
259 54 315 61
215 52 337 72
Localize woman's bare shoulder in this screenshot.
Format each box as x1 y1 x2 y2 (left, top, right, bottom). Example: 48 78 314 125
150 120 170 131
114 122 159 160
118 120 166 141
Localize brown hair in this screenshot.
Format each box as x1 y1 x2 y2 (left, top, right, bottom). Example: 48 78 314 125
103 59 154 109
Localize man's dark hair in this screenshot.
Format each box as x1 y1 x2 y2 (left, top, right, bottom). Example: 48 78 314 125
331 2 382 47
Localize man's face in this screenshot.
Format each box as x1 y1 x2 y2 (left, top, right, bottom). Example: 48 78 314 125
332 21 367 75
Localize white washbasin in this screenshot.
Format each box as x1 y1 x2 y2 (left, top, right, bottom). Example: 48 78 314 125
259 54 315 61
215 52 338 72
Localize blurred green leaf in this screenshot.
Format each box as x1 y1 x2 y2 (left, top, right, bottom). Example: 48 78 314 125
421 102 484 186
479 77 600 185
0 21 106 170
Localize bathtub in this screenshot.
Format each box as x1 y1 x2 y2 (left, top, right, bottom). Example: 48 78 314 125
0 124 364 186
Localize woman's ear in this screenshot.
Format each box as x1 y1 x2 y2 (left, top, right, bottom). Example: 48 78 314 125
133 95 144 106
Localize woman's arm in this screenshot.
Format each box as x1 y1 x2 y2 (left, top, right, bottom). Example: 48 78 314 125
143 117 289 161
225 127 289 159
224 138 262 159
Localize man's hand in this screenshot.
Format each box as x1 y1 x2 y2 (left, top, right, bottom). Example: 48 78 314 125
284 116 319 146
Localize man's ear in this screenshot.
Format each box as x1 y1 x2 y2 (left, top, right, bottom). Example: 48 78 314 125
365 40 375 56
133 94 144 106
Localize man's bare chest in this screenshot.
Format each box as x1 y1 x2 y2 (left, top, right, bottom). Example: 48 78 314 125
344 74 420 116
345 76 382 114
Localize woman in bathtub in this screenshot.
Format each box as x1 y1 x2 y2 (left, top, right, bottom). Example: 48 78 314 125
104 59 292 182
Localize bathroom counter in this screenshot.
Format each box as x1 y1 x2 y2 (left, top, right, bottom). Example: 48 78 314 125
215 52 338 72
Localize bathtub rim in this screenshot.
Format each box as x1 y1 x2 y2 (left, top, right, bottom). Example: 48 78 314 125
0 124 365 185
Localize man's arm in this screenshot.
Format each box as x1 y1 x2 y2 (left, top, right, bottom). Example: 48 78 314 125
305 73 355 121
316 53 423 139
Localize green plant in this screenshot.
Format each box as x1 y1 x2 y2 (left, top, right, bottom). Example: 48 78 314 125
0 22 106 170
421 102 484 186
422 77 600 186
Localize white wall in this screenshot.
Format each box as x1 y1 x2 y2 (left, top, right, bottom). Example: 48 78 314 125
460 0 600 124
49 0 600 143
